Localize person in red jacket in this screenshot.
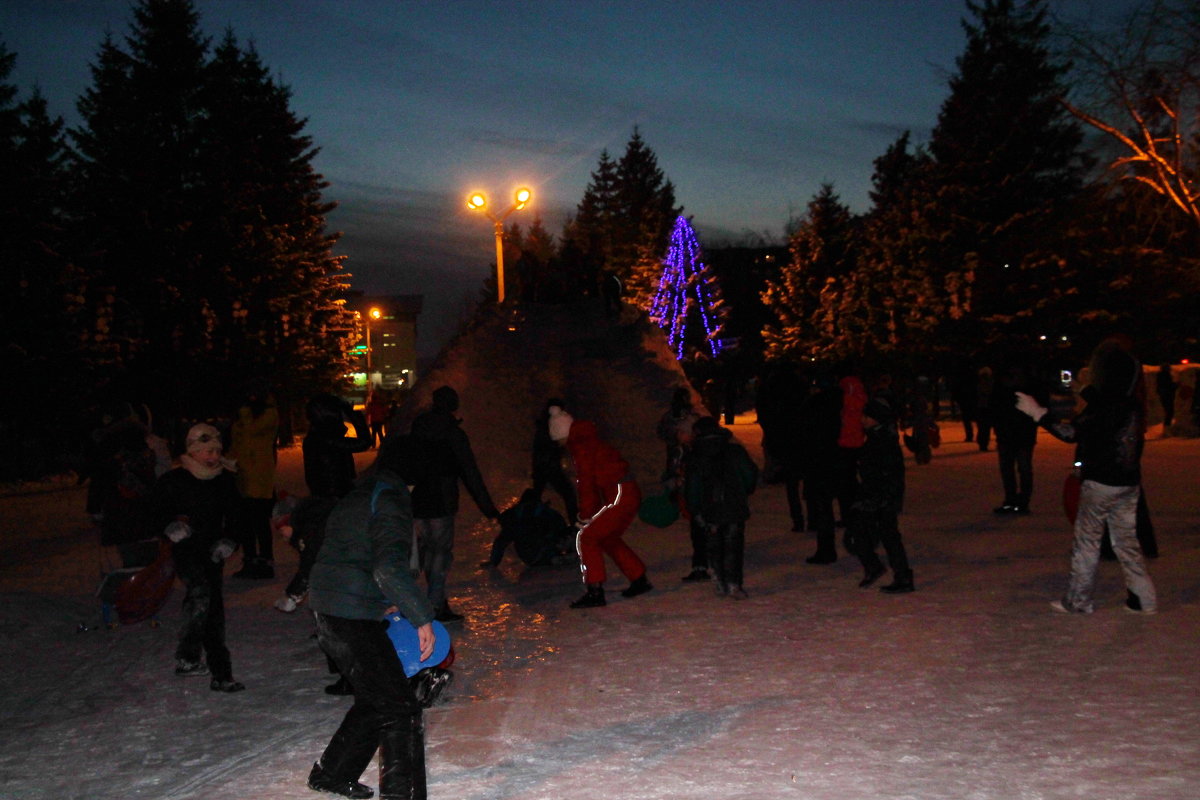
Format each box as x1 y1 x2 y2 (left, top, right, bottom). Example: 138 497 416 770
548 404 652 608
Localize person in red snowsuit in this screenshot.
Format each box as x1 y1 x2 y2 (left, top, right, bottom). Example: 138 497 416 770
548 405 652 608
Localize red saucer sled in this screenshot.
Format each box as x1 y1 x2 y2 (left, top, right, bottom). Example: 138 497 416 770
114 538 176 625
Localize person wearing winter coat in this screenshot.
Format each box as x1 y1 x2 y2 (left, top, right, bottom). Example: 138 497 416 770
148 423 245 691
800 372 843 565
365 392 390 448
656 386 707 581
549 404 652 608
846 396 914 594
409 385 501 623
684 416 759 599
834 361 867 526
306 454 438 800
228 384 279 579
480 488 572 567
991 363 1042 514
1016 339 1157 614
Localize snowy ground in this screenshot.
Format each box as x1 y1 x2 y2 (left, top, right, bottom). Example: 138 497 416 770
2 303 1199 800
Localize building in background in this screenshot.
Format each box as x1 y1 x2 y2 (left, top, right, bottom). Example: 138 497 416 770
344 294 423 398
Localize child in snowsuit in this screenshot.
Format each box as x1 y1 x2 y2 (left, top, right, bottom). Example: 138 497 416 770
684 416 758 599
846 396 914 594
480 489 571 567
149 423 245 691
549 404 652 608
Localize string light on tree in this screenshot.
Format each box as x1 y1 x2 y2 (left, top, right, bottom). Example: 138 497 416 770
649 216 726 360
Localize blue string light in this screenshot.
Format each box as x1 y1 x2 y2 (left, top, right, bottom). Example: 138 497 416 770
649 216 724 360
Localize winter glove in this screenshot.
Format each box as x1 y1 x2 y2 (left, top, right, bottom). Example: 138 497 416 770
210 538 237 563
1014 392 1048 422
164 519 192 543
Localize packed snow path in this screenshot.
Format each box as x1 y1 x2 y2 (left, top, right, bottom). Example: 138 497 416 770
2 303 1198 799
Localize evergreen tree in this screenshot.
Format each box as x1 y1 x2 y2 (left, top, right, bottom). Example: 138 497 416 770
924 0 1089 344
70 0 354 418
561 129 681 305
649 216 727 360
760 184 858 361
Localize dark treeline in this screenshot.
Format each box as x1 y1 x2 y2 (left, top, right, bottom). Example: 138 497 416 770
1 0 354 479
514 0 1198 393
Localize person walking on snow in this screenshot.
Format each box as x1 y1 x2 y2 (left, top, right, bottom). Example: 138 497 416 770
549 404 652 608
149 423 245 692
846 396 914 594
684 416 759 599
656 386 707 581
409 385 501 623
1016 338 1157 615
306 450 438 800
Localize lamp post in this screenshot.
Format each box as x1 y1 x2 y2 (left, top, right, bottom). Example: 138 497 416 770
467 186 531 303
366 306 381 386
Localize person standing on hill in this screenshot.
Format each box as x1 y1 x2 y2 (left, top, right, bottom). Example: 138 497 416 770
229 382 279 579
549 403 652 608
684 416 758 599
149 423 244 691
410 385 501 623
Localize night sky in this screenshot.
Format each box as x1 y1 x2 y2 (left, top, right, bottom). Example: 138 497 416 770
1 0 1137 354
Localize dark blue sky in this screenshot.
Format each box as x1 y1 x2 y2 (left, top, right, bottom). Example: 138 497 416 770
1 0 1136 354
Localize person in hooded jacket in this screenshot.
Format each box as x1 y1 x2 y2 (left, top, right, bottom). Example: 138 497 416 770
548 404 652 608
148 423 244 692
306 448 438 800
1016 338 1157 614
409 386 501 623
228 383 279 579
684 416 759 599
272 394 371 615
846 395 914 594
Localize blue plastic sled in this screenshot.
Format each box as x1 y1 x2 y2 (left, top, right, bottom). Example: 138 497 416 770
386 614 452 677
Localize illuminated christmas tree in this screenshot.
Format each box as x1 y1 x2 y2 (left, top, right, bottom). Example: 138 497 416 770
649 216 726 360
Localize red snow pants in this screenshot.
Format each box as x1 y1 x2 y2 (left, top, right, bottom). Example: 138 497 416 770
576 481 644 585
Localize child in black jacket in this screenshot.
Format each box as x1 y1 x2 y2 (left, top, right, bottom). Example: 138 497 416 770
847 396 914 594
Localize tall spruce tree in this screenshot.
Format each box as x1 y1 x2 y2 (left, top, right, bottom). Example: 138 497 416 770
924 0 1089 345
71 0 354 418
760 184 858 361
561 129 680 305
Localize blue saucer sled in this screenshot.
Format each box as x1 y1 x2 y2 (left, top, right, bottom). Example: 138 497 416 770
386 614 453 677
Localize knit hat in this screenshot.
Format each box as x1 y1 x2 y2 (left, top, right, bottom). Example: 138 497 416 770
547 405 574 442
185 423 223 455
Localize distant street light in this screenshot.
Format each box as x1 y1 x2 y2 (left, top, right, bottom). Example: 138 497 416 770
366 306 381 385
467 186 532 303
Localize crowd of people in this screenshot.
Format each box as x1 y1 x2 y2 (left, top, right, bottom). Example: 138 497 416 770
81 333 1175 797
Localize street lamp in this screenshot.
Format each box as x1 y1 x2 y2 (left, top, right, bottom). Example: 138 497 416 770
366 306 381 385
467 186 532 303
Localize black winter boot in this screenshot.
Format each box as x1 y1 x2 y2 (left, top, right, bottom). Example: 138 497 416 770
858 563 886 588
308 761 374 799
378 713 426 800
570 584 606 608
409 667 453 708
620 574 653 598
880 569 915 594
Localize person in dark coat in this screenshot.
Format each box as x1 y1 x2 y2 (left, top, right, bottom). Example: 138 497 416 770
949 358 980 443
148 423 244 691
480 489 571 567
306 453 438 800
410 386 501 623
656 386 706 580
684 416 759 599
991 363 1042 514
1156 363 1176 431
1016 339 1156 614
846 396 914 594
531 398 578 523
800 372 843 564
